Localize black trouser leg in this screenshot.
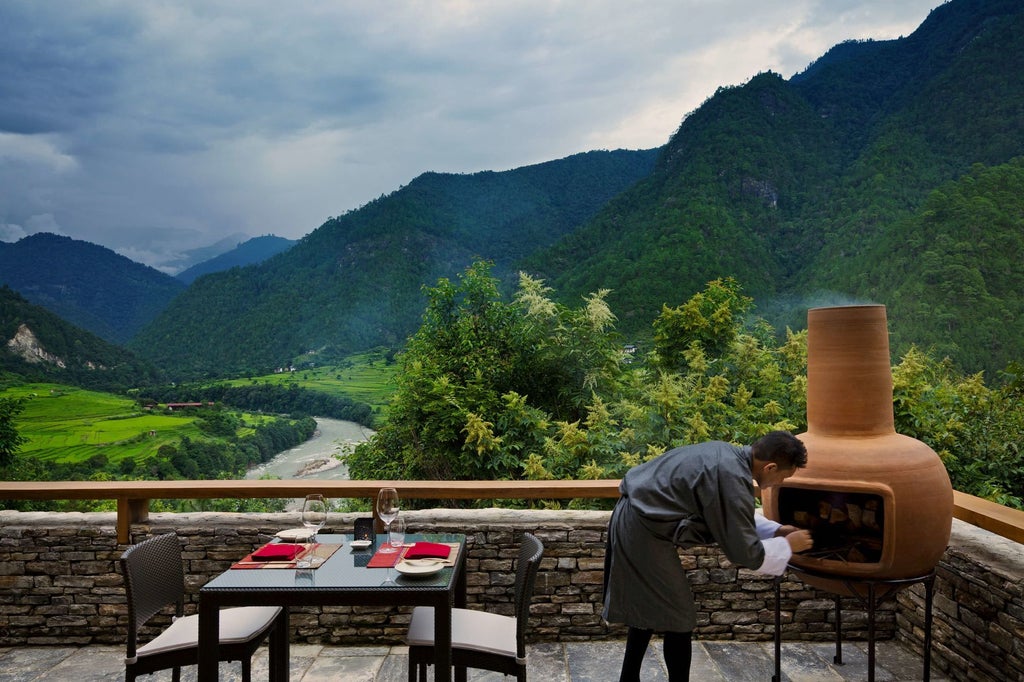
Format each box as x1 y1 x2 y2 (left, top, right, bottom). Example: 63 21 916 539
619 627 654 682
663 630 693 682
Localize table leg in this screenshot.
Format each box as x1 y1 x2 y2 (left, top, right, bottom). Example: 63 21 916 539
198 599 219 682
434 599 453 681
269 608 290 682
772 576 781 682
454 551 468 682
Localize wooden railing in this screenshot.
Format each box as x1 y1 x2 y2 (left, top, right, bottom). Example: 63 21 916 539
1 479 1022 545
0 479 620 543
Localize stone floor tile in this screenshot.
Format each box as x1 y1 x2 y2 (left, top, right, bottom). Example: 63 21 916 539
527 641 570 682
702 641 777 681
0 647 79 682
690 642 728 681
0 638 943 681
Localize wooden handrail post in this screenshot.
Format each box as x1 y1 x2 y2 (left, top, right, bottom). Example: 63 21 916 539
116 498 151 544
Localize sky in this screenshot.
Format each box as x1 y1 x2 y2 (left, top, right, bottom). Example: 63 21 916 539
0 0 943 273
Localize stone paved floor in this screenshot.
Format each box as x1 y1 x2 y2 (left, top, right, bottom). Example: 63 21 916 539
0 639 947 681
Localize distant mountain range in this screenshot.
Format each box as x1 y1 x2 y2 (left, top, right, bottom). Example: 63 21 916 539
3 0 1023 384
128 149 660 377
150 231 252 275
175 235 296 284
0 233 296 344
0 233 186 345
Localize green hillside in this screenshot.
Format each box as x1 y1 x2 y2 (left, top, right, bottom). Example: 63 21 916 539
13 0 1020 382
527 0 1024 375
215 350 398 412
6 383 207 465
0 233 186 344
128 149 658 377
837 159 1024 372
3 382 315 485
0 286 161 391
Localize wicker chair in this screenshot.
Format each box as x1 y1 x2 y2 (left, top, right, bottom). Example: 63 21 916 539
406 532 544 681
120 532 282 682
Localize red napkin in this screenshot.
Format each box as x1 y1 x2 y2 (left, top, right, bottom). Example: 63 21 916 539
251 543 304 561
404 542 451 560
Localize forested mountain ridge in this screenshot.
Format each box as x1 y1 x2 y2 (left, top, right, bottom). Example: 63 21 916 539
0 233 185 345
0 286 160 390
526 0 1024 374
129 149 659 376
12 0 1022 380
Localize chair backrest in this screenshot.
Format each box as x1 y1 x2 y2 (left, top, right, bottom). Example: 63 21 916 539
120 533 186 657
513 533 544 659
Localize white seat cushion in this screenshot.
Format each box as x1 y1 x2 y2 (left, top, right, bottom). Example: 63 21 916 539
406 606 517 659
136 606 281 658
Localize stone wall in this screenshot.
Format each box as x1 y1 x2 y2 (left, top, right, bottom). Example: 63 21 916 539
895 520 1024 681
0 509 1020 681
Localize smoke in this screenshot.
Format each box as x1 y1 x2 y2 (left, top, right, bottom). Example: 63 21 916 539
751 290 881 333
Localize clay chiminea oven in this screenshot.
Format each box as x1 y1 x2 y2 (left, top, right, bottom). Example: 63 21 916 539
762 304 953 595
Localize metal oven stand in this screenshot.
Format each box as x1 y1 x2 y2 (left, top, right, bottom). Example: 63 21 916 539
773 566 936 682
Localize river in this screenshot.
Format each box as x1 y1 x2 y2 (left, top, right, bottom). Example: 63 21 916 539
245 417 374 481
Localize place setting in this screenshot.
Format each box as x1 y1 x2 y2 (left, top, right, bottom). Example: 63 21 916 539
232 494 342 569
364 487 460 578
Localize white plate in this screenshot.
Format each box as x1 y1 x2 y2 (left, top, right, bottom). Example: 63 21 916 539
395 560 445 577
350 540 372 549
275 528 313 542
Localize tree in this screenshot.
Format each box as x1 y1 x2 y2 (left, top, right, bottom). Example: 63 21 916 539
0 397 28 468
651 277 753 371
346 261 627 484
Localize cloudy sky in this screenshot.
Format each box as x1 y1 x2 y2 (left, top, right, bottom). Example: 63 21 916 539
0 1 941 271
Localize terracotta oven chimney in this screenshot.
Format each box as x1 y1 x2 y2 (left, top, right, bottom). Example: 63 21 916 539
762 304 953 595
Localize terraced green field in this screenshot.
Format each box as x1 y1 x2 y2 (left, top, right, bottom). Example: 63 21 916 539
3 352 396 468
218 350 399 411
6 383 207 464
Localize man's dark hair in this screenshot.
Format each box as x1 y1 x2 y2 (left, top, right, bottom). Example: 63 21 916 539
751 431 808 469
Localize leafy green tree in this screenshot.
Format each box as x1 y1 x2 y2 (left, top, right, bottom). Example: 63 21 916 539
350 265 1024 511
651 277 753 372
346 261 626 484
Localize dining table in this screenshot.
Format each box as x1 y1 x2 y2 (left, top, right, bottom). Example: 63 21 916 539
197 532 467 681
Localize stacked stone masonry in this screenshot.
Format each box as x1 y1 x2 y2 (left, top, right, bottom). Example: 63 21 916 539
0 508 1020 681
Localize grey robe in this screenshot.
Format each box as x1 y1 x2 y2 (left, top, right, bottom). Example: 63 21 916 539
602 441 766 632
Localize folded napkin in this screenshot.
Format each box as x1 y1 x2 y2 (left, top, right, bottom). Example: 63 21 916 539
404 542 451 560
251 543 304 561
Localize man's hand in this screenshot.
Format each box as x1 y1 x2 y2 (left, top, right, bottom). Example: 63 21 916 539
783 529 813 553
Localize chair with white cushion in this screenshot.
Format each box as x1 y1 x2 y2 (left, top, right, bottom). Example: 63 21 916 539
120 532 282 682
406 532 544 681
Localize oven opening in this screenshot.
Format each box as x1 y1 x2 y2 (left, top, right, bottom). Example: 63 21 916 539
777 488 886 563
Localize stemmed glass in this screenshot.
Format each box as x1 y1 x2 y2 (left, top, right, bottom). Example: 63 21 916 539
376 487 400 553
301 494 328 544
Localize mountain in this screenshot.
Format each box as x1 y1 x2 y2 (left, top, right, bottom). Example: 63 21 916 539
132 0 1024 378
525 0 1024 375
129 149 659 377
0 285 161 390
176 235 297 284
150 231 251 275
0 233 186 345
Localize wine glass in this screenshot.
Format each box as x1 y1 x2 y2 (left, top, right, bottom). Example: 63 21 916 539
376 487 400 553
301 494 328 544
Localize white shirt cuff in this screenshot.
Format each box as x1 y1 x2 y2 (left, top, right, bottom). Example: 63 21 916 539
754 511 782 540
756 536 792 576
